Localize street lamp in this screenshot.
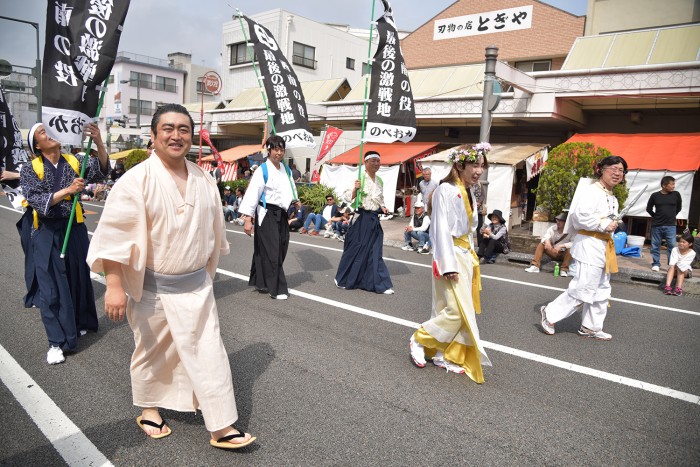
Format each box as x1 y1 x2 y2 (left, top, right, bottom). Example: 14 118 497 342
120 77 142 147
0 15 42 123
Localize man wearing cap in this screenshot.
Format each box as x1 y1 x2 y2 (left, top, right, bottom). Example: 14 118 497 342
402 201 431 254
21 122 110 364
524 212 573 276
287 199 307 232
222 185 236 222
239 135 297 300
335 151 394 294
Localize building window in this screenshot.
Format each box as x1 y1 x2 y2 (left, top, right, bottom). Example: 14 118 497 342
293 42 316 69
229 42 254 66
514 60 552 72
28 102 38 111
129 99 153 116
129 71 153 89
155 76 177 92
346 57 355 70
362 62 371 75
108 74 114 84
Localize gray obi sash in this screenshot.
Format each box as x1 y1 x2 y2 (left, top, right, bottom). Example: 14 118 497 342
143 267 207 294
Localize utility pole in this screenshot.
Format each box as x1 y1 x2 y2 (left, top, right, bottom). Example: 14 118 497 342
479 45 499 144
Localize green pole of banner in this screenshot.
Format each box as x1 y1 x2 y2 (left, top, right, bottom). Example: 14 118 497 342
355 0 377 209
236 9 276 136
60 78 109 258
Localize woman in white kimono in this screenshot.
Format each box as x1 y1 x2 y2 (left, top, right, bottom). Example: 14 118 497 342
409 144 492 383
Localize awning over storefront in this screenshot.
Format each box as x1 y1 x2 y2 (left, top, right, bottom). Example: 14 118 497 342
330 141 440 165
565 133 700 171
201 144 262 163
108 148 137 160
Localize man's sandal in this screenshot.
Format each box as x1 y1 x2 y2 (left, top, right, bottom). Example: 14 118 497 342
210 431 256 449
136 416 172 439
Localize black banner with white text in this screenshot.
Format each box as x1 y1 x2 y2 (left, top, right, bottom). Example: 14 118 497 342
0 86 29 190
242 16 315 148
366 0 416 143
42 0 130 145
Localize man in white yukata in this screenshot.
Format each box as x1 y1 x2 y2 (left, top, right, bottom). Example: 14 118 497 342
540 155 628 341
87 104 255 449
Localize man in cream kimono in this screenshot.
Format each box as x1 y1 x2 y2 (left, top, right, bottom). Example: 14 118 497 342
87 104 255 449
540 156 628 341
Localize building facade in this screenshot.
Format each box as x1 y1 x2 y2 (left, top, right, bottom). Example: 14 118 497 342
99 52 185 148
400 0 585 71
0 68 38 130
221 9 372 101
585 0 700 35
168 52 220 105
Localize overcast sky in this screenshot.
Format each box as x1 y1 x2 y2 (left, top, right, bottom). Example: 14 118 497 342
1 0 587 72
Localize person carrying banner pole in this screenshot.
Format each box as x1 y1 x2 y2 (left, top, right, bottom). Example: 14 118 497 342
21 120 110 365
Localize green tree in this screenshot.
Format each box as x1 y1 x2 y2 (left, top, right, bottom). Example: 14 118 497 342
297 183 339 212
123 149 149 171
535 142 628 221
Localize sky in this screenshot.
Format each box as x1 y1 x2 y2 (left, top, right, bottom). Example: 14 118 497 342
0 0 588 72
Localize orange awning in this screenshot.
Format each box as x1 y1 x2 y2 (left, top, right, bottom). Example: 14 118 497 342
565 133 700 171
201 144 263 163
330 142 440 165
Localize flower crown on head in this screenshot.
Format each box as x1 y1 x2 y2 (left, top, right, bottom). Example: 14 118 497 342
448 142 491 164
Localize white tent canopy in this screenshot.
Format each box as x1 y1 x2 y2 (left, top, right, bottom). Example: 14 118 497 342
319 165 400 212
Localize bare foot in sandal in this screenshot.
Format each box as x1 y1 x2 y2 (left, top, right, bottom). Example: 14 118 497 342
210 426 256 449
136 407 171 439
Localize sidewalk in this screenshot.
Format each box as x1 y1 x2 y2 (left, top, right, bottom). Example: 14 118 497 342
376 215 700 295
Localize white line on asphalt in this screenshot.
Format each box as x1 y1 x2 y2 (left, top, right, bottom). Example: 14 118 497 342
213 267 699 405
0 343 114 467
226 226 700 317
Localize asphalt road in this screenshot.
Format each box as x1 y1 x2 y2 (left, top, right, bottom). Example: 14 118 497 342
0 199 698 466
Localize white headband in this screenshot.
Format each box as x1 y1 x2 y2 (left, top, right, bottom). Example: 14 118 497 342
27 122 42 155
364 152 380 161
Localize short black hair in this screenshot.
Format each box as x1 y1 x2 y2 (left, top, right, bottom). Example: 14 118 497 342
151 103 195 137
265 135 286 150
661 175 675 187
679 231 694 244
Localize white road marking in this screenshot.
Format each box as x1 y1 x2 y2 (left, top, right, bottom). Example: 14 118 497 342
213 268 700 406
227 226 700 317
0 344 113 467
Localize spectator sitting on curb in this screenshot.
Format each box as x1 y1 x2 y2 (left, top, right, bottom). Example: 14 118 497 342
525 212 573 276
222 186 236 222
287 199 307 232
299 194 338 235
477 209 510 263
663 231 695 296
327 205 352 240
402 201 431 254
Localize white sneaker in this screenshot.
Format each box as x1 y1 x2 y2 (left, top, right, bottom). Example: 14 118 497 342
383 288 395 295
651 265 660 272
560 270 568 277
334 278 345 289
409 335 426 368
401 244 414 251
525 265 540 273
271 294 288 300
323 231 332 238
46 346 65 365
432 355 465 374
418 247 431 255
540 306 554 335
578 327 612 340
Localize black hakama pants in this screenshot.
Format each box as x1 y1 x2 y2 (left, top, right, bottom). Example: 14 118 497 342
335 209 393 293
33 218 98 350
16 209 40 308
249 204 289 297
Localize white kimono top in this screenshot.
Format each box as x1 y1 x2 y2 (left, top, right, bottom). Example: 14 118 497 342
343 170 385 211
87 154 229 301
239 159 295 224
568 181 618 268
430 182 478 275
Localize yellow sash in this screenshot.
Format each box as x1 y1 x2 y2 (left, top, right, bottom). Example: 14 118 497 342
454 180 482 314
578 229 618 274
30 154 84 229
